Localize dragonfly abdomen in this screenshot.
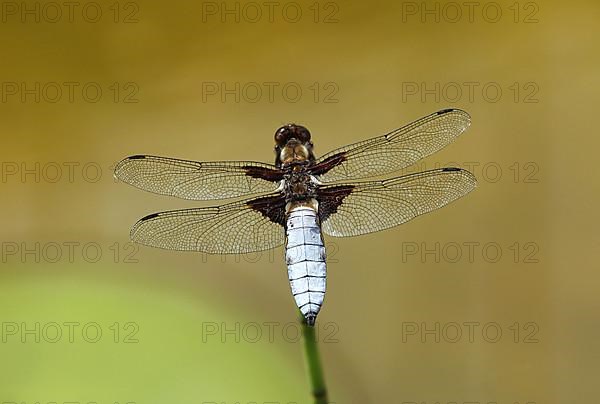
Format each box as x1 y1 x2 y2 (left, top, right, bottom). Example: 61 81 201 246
285 205 326 326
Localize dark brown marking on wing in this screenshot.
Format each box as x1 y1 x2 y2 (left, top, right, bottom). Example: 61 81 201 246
247 194 287 227
316 185 355 223
243 165 285 182
309 152 346 176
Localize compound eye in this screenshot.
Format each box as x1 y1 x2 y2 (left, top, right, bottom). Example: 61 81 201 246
297 127 311 142
274 128 287 145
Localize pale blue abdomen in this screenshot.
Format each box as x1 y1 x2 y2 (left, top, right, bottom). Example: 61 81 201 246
285 206 327 326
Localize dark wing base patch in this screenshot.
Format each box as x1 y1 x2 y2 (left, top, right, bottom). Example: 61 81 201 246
243 165 285 182
316 185 355 223
247 194 287 227
309 152 347 176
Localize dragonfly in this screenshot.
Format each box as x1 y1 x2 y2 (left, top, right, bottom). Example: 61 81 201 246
114 108 477 326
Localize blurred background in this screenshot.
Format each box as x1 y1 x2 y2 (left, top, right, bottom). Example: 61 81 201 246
1 0 598 403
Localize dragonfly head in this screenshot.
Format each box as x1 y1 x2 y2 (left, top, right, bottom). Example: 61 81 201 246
274 124 315 167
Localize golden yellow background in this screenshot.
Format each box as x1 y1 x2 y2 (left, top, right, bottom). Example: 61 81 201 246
1 0 598 403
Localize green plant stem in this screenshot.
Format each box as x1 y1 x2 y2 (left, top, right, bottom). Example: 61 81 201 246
299 311 329 404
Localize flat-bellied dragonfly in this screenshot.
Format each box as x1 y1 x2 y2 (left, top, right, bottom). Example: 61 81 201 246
114 108 477 325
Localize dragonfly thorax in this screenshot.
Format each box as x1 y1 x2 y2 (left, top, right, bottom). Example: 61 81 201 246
282 168 318 203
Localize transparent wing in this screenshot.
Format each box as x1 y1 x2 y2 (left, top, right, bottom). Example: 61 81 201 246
114 155 283 201
313 109 471 182
318 168 477 237
130 193 286 254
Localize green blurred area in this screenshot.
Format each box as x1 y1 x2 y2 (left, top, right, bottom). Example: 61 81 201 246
0 268 310 403
1 0 599 403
